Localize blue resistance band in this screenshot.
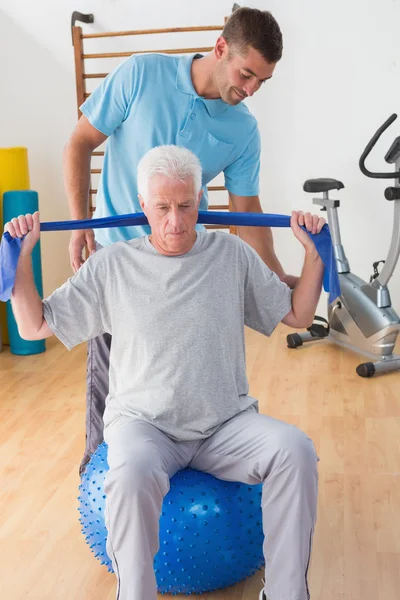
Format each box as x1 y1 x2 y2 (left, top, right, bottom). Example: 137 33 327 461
0 211 341 303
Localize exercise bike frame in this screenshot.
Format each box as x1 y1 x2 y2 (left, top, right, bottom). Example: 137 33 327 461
287 115 400 377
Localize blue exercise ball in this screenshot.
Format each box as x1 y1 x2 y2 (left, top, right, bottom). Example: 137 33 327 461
78 442 264 594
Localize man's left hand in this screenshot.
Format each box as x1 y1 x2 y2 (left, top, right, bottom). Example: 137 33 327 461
291 211 326 252
281 211 326 288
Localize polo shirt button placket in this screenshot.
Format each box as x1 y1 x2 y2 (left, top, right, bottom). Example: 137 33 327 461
180 97 197 138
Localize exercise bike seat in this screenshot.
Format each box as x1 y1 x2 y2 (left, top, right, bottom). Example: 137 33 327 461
303 178 344 193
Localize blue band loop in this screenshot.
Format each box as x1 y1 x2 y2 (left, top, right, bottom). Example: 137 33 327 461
0 211 340 303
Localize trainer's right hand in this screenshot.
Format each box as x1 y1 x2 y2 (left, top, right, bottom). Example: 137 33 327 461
69 229 96 272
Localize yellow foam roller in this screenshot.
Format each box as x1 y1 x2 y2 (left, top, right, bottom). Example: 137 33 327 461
0 147 30 346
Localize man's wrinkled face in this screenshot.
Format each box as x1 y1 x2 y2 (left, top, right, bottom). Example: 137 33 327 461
139 175 202 256
215 41 276 106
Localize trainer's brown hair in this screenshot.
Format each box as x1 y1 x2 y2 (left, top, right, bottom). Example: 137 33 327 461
222 6 283 63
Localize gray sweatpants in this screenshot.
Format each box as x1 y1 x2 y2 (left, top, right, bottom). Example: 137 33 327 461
103 407 319 600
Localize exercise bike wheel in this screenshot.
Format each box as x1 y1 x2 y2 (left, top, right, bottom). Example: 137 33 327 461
286 333 303 348
356 362 376 378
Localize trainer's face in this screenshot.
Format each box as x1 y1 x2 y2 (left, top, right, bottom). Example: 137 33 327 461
214 39 276 105
139 175 202 256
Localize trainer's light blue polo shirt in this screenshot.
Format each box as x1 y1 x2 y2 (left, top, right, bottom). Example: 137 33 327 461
80 53 261 246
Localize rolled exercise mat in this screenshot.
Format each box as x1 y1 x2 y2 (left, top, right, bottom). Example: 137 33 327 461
3 190 45 355
0 147 30 345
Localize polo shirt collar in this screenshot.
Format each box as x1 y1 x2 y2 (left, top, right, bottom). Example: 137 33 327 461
176 53 228 118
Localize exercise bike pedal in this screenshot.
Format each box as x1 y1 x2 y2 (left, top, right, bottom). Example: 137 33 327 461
308 321 329 338
286 316 330 348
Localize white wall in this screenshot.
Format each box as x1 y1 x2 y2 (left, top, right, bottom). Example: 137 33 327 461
0 7 76 292
1 0 400 315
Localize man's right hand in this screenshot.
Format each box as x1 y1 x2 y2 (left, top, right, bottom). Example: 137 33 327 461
4 212 41 257
69 229 96 273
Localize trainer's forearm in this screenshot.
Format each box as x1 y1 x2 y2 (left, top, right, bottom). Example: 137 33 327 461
11 254 45 338
291 249 324 326
63 138 92 219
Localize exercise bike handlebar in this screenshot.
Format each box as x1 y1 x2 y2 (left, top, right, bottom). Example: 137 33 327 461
359 113 400 179
358 114 400 291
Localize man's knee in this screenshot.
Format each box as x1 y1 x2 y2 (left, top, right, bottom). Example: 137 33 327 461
270 424 318 474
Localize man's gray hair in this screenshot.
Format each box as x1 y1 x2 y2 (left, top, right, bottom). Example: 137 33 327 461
137 145 202 200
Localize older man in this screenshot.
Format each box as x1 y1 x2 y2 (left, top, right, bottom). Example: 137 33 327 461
7 146 324 600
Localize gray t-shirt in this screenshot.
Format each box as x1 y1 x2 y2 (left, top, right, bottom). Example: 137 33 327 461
43 232 292 441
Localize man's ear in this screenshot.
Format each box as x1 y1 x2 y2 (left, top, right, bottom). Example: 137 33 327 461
197 189 203 206
138 194 146 212
214 36 229 61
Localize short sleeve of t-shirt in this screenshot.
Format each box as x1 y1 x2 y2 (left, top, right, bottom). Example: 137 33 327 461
80 56 139 137
242 242 292 336
42 258 106 350
224 126 261 197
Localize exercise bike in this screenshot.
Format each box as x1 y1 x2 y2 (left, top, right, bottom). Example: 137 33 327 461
287 114 400 377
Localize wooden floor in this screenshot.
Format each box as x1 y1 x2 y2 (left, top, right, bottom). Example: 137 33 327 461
0 325 399 600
